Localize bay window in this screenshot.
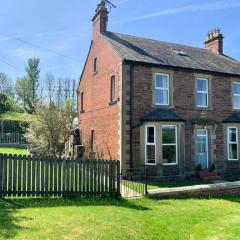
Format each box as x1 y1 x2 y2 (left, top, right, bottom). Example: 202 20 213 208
227 127 238 160
145 126 156 165
162 125 178 165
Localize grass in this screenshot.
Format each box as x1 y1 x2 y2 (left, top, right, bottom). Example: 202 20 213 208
148 179 212 190
0 147 28 155
0 112 25 122
1 197 240 240
122 179 211 193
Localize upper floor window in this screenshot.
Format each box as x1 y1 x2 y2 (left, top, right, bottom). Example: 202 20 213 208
91 129 96 152
154 73 169 106
227 127 238 160
93 58 97 74
162 125 178 165
110 75 116 102
80 92 84 112
145 126 156 165
196 78 208 108
232 82 240 110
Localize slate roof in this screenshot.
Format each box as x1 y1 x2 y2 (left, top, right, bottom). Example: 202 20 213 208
223 112 240 123
103 32 240 76
141 109 185 122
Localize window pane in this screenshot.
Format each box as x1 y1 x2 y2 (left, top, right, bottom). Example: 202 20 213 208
233 96 240 109
155 89 168 105
233 83 240 94
111 76 115 101
229 144 238 159
146 145 155 164
147 127 155 143
162 126 176 144
229 128 237 142
197 79 207 91
197 92 207 107
163 145 176 164
156 75 168 88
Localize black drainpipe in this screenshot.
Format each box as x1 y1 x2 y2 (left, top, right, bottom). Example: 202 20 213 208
129 63 134 169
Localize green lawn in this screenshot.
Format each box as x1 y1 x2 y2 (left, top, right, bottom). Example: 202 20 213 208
0 197 240 240
122 179 211 192
0 147 28 155
148 179 211 190
0 112 25 122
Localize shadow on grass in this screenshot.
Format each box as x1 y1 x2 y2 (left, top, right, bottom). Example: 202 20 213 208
0 207 30 239
0 197 150 211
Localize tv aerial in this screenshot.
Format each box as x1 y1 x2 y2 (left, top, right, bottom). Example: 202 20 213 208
102 0 117 10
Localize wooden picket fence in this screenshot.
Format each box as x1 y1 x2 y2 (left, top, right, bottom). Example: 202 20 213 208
0 154 120 198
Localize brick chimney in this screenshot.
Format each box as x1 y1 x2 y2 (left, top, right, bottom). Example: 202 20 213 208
204 28 224 54
92 0 109 39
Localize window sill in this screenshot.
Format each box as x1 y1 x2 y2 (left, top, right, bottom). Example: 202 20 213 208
162 163 178 166
109 100 118 106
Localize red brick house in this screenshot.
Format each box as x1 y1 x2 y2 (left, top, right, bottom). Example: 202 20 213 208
78 0 240 179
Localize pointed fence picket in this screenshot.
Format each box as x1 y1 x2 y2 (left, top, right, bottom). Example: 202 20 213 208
0 154 120 199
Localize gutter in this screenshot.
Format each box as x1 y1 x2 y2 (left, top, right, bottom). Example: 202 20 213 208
124 59 240 79
129 63 134 169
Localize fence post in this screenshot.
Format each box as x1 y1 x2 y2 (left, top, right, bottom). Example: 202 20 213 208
117 161 121 197
144 166 148 196
0 154 3 199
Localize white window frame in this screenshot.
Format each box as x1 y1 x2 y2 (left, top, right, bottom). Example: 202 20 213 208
196 78 209 108
232 82 240 110
227 127 239 161
145 125 157 165
162 125 178 166
155 73 170 106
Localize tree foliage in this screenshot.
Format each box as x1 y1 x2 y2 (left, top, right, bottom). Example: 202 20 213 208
15 58 40 113
25 101 77 155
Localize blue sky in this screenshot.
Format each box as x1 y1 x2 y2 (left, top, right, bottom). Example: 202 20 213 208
0 0 240 83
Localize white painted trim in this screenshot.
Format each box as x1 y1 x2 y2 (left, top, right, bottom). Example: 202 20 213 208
196 78 209 108
145 125 157 165
227 126 239 161
154 73 170 106
162 125 178 166
232 82 240 110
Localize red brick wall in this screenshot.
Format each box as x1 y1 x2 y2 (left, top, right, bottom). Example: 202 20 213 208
78 32 122 160
129 63 236 177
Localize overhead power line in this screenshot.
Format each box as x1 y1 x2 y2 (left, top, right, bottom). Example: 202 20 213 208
0 31 79 62
0 56 23 72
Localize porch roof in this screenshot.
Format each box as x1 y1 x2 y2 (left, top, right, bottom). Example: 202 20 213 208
141 109 186 123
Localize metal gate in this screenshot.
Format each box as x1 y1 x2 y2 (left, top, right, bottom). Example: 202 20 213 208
121 167 147 198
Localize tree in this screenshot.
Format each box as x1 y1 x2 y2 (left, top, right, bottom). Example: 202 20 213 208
25 100 77 155
15 58 40 113
0 72 14 97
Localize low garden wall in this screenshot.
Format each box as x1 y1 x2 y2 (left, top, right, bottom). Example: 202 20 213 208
148 181 240 199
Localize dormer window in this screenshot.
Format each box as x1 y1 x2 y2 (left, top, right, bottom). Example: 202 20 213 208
154 73 170 106
93 58 97 74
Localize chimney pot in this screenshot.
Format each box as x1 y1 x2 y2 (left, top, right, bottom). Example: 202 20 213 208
204 28 224 54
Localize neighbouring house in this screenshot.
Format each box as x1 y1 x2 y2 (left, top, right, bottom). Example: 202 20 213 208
78 0 240 179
